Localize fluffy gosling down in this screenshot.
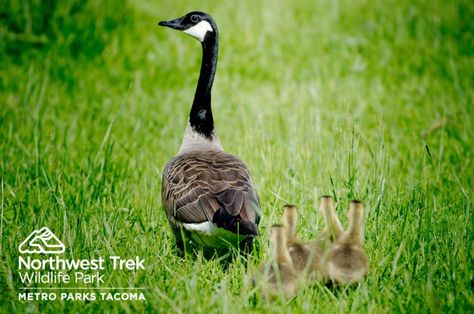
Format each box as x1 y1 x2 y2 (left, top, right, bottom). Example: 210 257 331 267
318 195 344 242
257 224 300 299
281 205 322 276
323 200 369 284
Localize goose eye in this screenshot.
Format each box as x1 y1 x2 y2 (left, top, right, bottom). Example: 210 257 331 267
190 15 199 23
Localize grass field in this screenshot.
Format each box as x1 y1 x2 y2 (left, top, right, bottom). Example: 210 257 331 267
1 0 473 312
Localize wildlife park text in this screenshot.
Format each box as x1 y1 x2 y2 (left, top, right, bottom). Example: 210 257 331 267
18 256 145 284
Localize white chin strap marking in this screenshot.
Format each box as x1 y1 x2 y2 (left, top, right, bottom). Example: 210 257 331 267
183 21 213 42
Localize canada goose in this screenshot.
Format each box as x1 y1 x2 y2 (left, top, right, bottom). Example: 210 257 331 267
159 12 261 251
281 205 320 275
323 200 369 284
258 224 299 299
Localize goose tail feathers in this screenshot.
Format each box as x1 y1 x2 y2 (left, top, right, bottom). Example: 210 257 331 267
212 208 259 236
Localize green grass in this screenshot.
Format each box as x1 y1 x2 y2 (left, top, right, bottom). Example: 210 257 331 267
1 0 473 312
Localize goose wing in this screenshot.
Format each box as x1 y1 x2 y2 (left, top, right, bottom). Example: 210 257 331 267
162 151 260 235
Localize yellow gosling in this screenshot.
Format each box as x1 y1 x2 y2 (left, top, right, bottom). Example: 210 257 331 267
324 200 369 284
281 205 321 277
258 224 300 299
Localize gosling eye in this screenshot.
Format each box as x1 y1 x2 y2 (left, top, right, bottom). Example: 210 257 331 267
190 15 200 23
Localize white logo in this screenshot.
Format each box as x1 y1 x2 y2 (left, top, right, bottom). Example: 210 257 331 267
19 227 65 254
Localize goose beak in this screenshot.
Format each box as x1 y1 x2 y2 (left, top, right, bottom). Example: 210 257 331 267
158 18 185 30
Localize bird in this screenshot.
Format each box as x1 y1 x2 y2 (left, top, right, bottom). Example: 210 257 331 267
257 224 300 299
321 200 369 284
318 195 344 243
281 205 321 276
158 12 261 252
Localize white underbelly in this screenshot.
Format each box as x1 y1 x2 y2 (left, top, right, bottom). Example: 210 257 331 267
183 221 248 248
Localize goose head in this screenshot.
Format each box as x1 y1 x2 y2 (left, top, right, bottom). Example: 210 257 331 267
159 11 217 43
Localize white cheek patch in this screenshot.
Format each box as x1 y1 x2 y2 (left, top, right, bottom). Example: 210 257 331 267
183 21 213 42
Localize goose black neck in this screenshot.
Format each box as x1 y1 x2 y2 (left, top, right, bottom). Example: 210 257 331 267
189 32 218 140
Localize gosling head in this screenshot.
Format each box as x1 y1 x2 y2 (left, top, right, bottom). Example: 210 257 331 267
348 200 364 222
270 224 293 265
270 224 287 250
158 11 217 43
319 195 335 219
281 205 298 243
319 195 344 240
346 200 365 245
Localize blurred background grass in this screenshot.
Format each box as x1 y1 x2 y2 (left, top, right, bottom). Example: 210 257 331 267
1 0 473 312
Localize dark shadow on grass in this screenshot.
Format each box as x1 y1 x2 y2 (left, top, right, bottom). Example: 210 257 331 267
172 235 261 269
324 280 364 295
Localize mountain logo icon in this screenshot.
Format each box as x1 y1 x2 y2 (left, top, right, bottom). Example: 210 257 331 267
19 227 65 254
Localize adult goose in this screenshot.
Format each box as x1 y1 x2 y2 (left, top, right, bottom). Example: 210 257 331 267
158 12 261 251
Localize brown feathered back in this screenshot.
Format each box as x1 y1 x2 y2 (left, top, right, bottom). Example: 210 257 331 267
162 150 261 243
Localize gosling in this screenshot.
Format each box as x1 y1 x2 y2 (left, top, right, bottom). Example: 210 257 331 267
281 205 321 277
318 195 344 244
323 200 369 284
258 224 300 299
